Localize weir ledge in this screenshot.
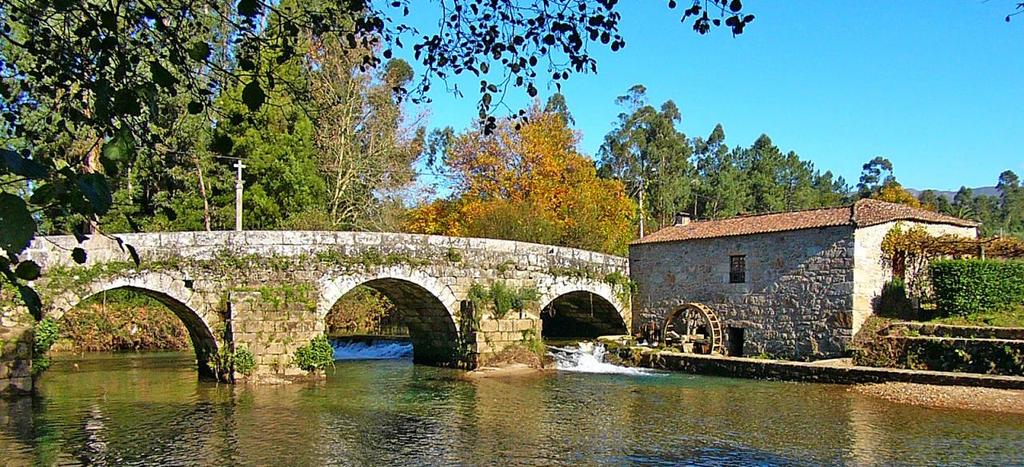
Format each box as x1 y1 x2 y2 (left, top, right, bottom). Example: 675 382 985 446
633 349 1024 390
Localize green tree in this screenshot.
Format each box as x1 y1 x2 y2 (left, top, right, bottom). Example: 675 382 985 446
779 151 817 210
857 156 896 197
693 124 746 219
917 189 942 211
741 134 787 213
997 170 1023 234
952 186 975 219
599 85 694 232
544 93 575 126
812 170 850 208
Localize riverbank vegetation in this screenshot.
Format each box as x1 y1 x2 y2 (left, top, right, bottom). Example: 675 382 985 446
325 287 406 337
53 290 191 353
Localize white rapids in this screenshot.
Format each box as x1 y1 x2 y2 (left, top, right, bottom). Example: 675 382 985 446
332 340 413 360
547 342 661 376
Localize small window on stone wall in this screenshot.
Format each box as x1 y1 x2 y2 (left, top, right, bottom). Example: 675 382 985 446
729 255 746 283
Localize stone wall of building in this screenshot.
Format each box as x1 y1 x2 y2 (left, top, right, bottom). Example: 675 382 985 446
851 221 978 335
630 226 856 360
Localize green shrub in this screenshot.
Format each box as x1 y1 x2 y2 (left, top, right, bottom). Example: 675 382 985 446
930 259 1024 316
491 281 516 318
234 347 256 376
31 318 60 375
468 281 539 319
294 335 335 372
208 346 246 380
876 278 916 319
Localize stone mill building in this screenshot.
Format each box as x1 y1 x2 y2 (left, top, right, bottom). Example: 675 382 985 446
629 199 979 360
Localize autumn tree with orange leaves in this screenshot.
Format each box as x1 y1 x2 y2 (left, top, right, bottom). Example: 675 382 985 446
407 109 636 255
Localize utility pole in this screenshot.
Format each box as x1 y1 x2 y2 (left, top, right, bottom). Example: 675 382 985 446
234 160 246 231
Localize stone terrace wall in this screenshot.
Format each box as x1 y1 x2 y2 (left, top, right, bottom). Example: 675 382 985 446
853 335 1024 376
630 226 856 360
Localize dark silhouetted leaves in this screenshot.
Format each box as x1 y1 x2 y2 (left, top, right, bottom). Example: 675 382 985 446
76 173 113 215
14 260 41 280
149 61 178 90
28 182 60 206
1 149 48 179
72 247 87 264
210 133 234 155
100 129 134 175
126 243 141 266
0 193 36 257
237 0 259 18
188 41 211 61
17 284 42 319
242 80 265 111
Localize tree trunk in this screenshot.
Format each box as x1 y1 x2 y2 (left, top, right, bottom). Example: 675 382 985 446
195 156 212 231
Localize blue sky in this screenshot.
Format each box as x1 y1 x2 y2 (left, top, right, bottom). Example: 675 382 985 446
394 1 1023 192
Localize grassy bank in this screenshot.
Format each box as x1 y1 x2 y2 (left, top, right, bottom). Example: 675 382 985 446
925 305 1024 328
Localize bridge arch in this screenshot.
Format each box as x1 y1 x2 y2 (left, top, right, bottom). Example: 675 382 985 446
45 271 221 379
538 282 628 339
319 267 461 366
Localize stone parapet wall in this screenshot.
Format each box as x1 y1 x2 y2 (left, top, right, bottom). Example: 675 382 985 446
23 231 627 278
630 226 856 360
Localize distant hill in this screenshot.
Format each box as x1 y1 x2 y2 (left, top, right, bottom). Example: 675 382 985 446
906 186 1000 201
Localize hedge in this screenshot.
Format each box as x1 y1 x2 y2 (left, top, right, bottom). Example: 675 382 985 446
929 259 1024 316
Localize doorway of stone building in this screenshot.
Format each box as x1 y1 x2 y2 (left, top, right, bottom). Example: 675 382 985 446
727 327 745 357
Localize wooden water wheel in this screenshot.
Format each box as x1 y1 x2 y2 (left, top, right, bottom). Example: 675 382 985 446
661 303 723 355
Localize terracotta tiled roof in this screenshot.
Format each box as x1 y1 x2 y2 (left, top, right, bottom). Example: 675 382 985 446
633 199 978 244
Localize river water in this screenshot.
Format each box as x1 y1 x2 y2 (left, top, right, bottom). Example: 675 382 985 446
3 346 1023 466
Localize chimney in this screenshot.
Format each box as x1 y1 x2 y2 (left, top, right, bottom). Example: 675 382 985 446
673 212 691 226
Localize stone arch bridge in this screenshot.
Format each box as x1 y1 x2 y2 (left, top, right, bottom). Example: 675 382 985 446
12 231 630 382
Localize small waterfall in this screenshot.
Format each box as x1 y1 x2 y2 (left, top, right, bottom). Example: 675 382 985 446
331 339 413 360
547 342 660 376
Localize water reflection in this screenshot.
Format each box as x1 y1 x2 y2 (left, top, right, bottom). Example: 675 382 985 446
2 352 1023 465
